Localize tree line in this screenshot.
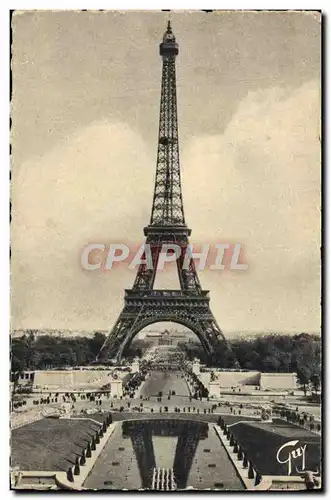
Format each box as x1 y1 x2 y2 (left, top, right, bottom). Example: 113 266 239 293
179 333 321 392
231 333 321 393
11 331 321 392
11 331 106 372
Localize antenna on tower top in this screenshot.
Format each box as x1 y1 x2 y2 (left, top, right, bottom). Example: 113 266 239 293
161 16 176 47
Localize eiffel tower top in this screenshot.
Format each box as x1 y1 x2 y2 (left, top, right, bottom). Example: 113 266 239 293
159 20 179 57
163 20 175 42
145 22 189 236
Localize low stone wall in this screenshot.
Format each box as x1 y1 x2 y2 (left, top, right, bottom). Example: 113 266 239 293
10 471 58 490
206 371 297 396
34 370 104 389
260 373 297 390
11 408 44 429
32 369 125 395
266 475 322 490
206 371 260 392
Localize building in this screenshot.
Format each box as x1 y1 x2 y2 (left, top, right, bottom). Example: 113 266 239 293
192 360 297 395
145 329 194 346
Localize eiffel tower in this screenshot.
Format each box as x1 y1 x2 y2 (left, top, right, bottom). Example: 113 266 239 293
97 21 227 363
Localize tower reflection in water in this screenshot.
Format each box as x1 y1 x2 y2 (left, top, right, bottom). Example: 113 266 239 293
122 419 208 489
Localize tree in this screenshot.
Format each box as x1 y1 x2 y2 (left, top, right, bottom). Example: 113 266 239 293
277 351 292 372
89 332 106 358
297 366 311 396
230 332 321 377
261 355 281 373
213 342 237 369
241 350 261 370
10 332 109 370
311 373 321 394
11 338 28 372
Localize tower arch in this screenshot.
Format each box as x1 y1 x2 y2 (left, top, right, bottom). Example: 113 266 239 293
117 317 212 361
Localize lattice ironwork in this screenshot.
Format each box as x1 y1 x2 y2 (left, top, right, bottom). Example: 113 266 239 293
97 22 227 363
150 21 184 227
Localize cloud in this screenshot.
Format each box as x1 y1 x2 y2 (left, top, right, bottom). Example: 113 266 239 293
182 80 320 333
11 121 154 328
11 81 320 335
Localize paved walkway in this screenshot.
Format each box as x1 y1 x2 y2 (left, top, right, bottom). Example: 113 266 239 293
139 371 190 398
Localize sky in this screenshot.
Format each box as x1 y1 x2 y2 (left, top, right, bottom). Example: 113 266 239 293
11 10 321 336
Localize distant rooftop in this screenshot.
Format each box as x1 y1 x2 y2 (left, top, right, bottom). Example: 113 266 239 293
11 329 108 338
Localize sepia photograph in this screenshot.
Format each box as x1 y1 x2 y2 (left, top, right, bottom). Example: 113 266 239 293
10 9 321 491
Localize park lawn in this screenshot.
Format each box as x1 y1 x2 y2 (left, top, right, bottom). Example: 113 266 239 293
11 417 101 471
